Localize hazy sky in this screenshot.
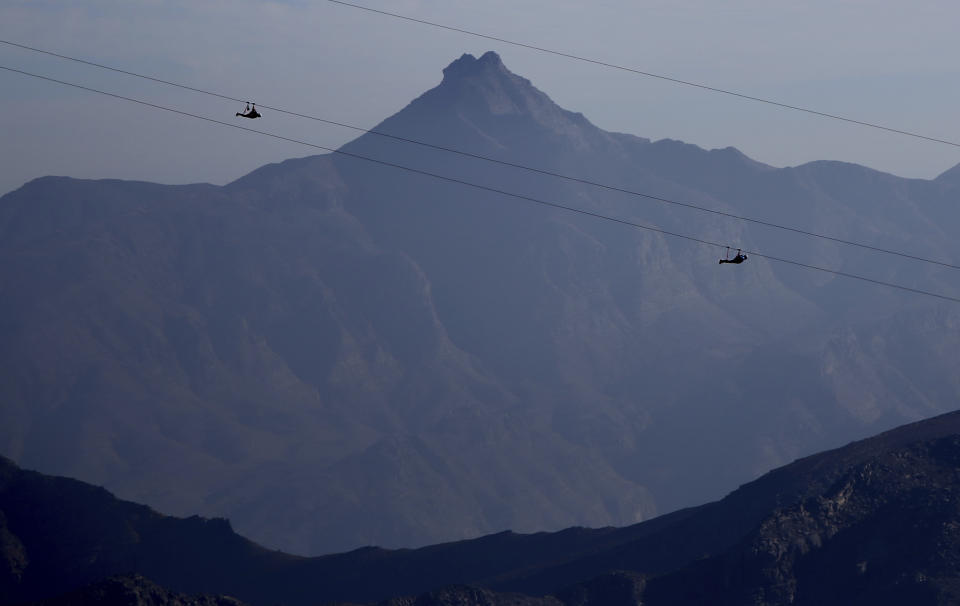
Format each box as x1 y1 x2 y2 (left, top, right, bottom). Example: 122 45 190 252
2 0 959 196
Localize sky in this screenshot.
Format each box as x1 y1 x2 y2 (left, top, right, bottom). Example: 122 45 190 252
2 0 960 197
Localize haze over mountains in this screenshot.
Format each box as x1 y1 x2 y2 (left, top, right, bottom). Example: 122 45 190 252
1 51 959 555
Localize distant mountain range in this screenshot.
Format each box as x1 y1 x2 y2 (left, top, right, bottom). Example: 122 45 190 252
1 51 960 555
4 410 960 605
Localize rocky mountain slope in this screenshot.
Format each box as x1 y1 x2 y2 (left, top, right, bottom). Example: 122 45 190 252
28 575 245 606
4 411 960 605
1 51 959 554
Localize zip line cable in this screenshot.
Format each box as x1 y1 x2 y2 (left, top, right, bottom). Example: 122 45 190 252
3 64 959 305
326 0 960 150
2 40 959 272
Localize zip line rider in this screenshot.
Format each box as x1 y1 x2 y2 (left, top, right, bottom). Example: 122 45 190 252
236 103 261 119
719 247 747 264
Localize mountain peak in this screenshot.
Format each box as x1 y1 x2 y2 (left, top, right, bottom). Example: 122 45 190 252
441 51 507 82
344 50 620 160
426 50 601 141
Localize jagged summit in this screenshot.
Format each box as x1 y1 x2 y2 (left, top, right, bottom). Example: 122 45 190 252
350 50 613 153
441 51 509 81
433 49 545 114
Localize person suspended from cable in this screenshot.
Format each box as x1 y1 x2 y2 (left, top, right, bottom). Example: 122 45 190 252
719 247 747 265
236 102 260 119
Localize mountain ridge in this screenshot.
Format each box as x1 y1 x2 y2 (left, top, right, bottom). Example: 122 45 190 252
1 51 959 555
4 409 960 605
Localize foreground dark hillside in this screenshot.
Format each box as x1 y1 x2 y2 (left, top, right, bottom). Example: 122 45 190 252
4 410 960 605
29 575 245 606
644 438 960 604
2 51 960 554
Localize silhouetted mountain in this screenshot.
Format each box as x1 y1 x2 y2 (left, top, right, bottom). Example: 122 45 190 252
2 51 960 555
378 586 559 606
641 437 960 604
4 411 960 605
31 575 244 606
0 455 297 605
